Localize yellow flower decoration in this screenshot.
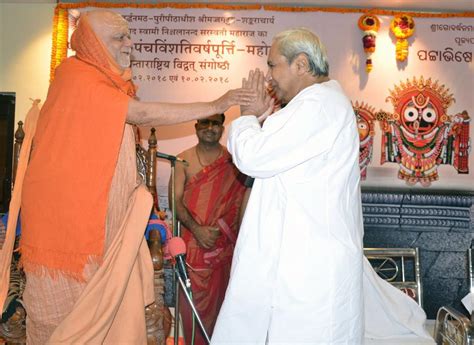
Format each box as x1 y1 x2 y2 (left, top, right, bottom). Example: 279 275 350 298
390 14 415 62
358 14 380 73
50 8 69 82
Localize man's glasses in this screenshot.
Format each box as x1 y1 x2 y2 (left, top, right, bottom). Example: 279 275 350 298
196 119 224 128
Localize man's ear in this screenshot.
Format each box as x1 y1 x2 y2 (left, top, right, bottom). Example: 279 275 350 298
295 53 309 75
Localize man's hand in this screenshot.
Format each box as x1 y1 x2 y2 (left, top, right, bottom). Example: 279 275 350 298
241 69 273 117
192 225 221 249
213 88 257 114
256 98 276 123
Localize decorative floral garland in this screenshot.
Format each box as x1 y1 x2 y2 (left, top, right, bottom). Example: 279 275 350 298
358 14 380 73
50 7 69 82
390 14 415 62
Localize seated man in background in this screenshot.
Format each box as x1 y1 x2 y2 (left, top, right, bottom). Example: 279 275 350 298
170 114 248 344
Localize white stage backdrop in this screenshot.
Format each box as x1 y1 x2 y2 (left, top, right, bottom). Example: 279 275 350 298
67 6 473 209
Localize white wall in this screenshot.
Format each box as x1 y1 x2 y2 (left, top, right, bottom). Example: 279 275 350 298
0 3 55 123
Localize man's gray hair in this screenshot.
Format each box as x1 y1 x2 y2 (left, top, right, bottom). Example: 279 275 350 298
273 28 329 77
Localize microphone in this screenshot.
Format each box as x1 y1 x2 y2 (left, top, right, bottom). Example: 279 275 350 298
168 237 191 291
156 151 189 166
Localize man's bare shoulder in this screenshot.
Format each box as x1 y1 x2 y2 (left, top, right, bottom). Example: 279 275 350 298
177 146 195 161
177 146 201 178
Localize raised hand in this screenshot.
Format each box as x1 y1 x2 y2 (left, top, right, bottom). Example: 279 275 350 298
241 68 273 117
256 97 276 123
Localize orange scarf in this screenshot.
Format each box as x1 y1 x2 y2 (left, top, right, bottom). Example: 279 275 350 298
70 13 135 92
20 13 136 280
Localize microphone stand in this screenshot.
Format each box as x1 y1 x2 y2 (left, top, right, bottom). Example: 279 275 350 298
175 268 211 344
156 152 189 345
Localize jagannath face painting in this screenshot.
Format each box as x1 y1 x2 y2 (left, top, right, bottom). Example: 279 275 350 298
397 89 444 136
378 76 470 186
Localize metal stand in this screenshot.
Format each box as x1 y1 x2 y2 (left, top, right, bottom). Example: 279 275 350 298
156 152 188 345
169 158 180 345
175 269 211 344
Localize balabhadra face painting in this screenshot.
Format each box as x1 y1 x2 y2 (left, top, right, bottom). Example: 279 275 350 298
353 101 376 180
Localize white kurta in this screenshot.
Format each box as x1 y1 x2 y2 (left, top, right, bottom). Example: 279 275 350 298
211 80 364 344
363 257 433 342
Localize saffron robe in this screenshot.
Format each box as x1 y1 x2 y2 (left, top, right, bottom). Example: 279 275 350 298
20 56 132 276
212 80 364 344
180 151 246 345
0 100 40 314
18 57 154 343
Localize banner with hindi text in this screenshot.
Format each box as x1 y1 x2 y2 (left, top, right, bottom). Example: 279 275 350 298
58 5 473 208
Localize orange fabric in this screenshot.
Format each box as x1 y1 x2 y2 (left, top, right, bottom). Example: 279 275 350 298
70 12 134 85
22 124 154 344
180 152 247 344
20 13 135 279
0 100 41 313
182 151 246 270
47 185 153 344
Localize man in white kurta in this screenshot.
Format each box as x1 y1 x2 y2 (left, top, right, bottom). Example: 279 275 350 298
211 28 364 344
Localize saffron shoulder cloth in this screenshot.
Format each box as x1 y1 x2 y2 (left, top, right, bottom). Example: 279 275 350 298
20 57 132 279
182 151 247 269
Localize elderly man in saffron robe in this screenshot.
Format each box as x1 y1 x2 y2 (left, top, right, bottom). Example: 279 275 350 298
0 9 257 344
171 114 248 344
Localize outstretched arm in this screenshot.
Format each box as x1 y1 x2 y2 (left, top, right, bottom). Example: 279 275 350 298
127 87 256 126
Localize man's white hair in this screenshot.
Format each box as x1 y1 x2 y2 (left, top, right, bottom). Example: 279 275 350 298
273 27 329 77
